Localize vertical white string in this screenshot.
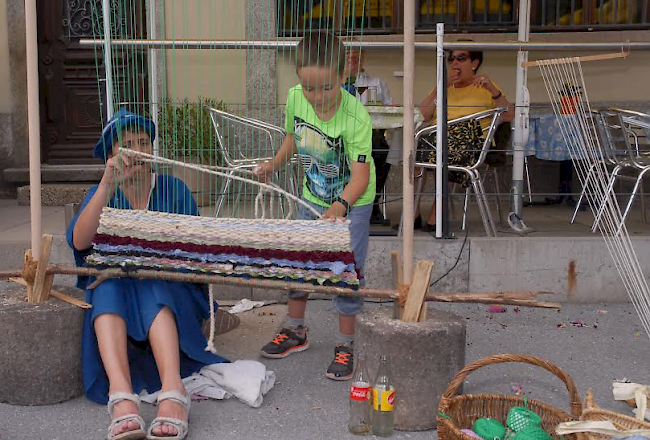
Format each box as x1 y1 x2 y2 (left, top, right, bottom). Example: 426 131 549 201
537 57 650 339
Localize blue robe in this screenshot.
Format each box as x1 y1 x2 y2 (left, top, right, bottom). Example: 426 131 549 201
67 174 228 405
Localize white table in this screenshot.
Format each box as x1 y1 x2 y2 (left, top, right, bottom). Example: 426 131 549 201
365 105 425 165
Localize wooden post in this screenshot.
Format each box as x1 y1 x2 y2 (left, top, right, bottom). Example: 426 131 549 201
402 0 416 284
33 234 54 302
402 260 434 322
391 250 404 319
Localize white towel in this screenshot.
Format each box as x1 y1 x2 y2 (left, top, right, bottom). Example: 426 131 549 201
613 381 650 422
141 360 275 408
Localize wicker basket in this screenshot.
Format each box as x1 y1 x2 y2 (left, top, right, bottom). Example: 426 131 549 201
578 388 650 440
438 354 584 440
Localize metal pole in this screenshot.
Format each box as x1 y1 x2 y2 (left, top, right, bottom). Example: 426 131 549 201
435 24 449 239
509 0 534 233
148 0 159 156
102 0 114 119
25 0 41 260
402 0 415 284
79 38 650 51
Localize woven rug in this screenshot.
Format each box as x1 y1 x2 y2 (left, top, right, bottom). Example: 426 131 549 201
86 208 359 289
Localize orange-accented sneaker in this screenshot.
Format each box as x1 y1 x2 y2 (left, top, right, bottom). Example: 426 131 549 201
260 325 310 359
325 344 354 381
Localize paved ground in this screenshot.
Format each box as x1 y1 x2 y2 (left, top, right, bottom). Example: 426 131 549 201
2 197 650 439
1 300 648 440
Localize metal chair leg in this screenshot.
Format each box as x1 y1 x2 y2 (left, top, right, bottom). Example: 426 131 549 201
592 168 621 232
524 156 533 203
475 172 498 237
641 181 647 225
571 162 598 224
492 167 503 224
214 171 235 218
617 167 650 234
470 171 496 237
462 187 470 231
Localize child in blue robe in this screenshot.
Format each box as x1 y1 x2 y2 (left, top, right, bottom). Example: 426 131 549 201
67 109 226 440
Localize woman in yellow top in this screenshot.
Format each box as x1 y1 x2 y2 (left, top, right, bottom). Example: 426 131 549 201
416 48 514 231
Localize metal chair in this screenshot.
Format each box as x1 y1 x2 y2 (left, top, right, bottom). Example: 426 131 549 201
570 110 622 224
205 106 300 218
608 108 650 231
589 108 647 232
408 107 506 237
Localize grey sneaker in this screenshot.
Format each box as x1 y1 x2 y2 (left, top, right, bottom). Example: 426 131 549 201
260 325 310 359
325 344 354 381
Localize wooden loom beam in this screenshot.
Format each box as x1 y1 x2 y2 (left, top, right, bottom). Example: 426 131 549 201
0 258 560 309
0 264 561 309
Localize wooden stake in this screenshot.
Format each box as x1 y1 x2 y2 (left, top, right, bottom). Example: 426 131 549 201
390 251 404 319
24 249 35 302
33 234 54 302
402 261 434 322
11 277 91 308
9 277 91 309
418 291 428 322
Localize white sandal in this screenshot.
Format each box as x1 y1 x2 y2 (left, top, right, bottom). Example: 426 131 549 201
146 390 191 440
107 392 146 440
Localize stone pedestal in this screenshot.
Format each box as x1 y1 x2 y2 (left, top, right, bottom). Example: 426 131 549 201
0 284 85 405
355 307 466 431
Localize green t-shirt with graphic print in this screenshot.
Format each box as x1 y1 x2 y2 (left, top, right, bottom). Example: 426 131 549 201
284 85 376 208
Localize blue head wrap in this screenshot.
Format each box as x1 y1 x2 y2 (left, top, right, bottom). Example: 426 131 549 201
93 108 156 160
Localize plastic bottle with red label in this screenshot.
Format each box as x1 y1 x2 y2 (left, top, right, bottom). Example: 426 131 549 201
348 356 372 435
372 355 395 437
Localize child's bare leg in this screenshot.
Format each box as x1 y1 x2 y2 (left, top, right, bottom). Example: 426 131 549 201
288 295 308 320
339 314 355 336
148 306 187 437
94 314 139 436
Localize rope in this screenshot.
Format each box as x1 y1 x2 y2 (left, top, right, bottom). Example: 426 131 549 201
21 255 37 285
205 285 218 354
121 148 320 219
397 283 410 307
254 186 295 220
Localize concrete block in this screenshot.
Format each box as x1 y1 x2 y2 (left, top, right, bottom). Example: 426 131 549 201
365 237 469 292
469 237 647 302
17 184 90 206
355 307 466 431
252 288 289 303
0 283 84 405
0 236 75 271
210 283 252 302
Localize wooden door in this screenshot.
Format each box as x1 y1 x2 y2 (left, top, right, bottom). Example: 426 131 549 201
38 0 148 164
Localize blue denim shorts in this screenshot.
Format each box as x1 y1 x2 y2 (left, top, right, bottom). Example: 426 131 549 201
287 199 372 316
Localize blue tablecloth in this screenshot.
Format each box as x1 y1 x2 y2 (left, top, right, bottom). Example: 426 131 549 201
525 114 577 161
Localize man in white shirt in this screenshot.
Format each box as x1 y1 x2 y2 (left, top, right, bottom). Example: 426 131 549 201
345 48 393 225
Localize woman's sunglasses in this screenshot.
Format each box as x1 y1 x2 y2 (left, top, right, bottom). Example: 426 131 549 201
447 53 469 63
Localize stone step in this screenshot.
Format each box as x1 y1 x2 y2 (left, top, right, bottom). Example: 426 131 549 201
3 164 104 184
17 183 91 206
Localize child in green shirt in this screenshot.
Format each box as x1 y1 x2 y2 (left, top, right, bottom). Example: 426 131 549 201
255 31 375 381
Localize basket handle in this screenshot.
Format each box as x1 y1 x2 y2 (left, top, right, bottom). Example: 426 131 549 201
440 354 583 418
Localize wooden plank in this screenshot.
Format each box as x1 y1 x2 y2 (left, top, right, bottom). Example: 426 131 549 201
24 249 35 302
33 234 54 302
390 250 404 319
402 260 434 322
523 52 627 68
418 294 428 322
10 277 91 309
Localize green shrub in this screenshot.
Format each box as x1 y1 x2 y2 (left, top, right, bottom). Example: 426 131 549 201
158 97 229 165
